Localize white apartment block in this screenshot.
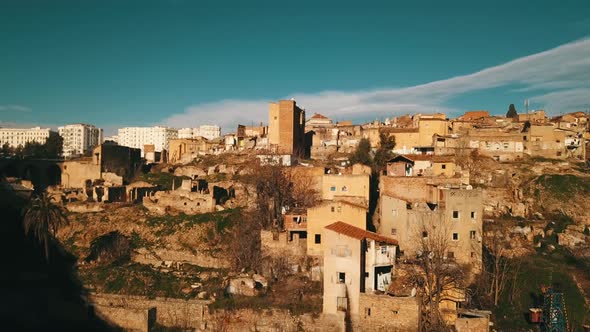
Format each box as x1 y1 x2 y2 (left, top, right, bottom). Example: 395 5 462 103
117 126 178 155
178 125 221 140
58 123 103 158
0 127 51 148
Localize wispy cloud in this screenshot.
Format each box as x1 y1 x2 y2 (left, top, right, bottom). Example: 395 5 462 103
164 37 590 131
0 105 32 113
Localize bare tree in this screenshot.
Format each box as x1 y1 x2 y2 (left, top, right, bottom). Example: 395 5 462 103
247 161 319 230
409 218 470 331
485 231 511 306
229 213 261 272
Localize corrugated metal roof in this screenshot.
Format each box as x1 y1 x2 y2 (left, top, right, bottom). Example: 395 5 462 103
325 221 398 245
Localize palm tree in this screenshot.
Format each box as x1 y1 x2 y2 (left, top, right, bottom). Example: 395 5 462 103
23 192 68 261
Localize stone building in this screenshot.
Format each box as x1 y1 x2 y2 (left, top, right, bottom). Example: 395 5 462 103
61 144 142 189
268 99 306 156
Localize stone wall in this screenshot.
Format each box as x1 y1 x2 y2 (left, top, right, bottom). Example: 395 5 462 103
357 293 420 332
455 316 489 332
89 293 211 331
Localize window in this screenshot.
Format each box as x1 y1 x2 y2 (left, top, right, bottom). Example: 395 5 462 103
341 186 348 192
557 151 562 156
471 211 476 219
380 246 388 254
331 207 335 212
365 308 371 317
447 251 455 259
471 252 476 258
452 233 459 241
315 234 321 244
453 211 459 219
365 272 369 278
422 231 428 238
391 228 397 236
330 186 336 192
338 272 346 283
337 206 341 213
392 209 398 216
470 230 476 239
337 297 347 311
441 164 446 169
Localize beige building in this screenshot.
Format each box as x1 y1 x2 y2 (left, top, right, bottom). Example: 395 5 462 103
268 99 306 156
418 117 449 147
378 186 483 266
168 138 211 164
307 200 368 256
0 127 51 149
322 222 401 325
321 173 370 206
386 154 457 177
525 124 567 159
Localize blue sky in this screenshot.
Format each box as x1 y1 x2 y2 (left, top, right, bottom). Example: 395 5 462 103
1 0 589 135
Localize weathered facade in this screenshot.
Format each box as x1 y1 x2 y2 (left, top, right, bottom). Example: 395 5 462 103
268 99 306 156
307 200 368 257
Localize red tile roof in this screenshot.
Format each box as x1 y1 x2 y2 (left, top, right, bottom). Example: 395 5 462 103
311 113 329 119
325 222 398 245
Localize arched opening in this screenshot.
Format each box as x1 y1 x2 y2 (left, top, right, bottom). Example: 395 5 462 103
46 164 61 186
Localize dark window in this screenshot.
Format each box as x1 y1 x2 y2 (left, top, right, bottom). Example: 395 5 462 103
315 234 321 244
338 272 346 283
452 233 459 241
422 231 428 238
470 211 476 219
441 164 446 169
364 272 369 278
391 228 397 236
331 207 335 212
470 230 476 239
365 308 371 316
453 211 459 219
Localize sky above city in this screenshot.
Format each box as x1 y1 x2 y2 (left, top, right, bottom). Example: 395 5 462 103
1 0 589 135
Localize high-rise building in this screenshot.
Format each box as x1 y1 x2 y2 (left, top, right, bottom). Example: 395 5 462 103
268 99 306 156
117 126 178 156
178 125 221 140
58 123 103 158
0 127 51 148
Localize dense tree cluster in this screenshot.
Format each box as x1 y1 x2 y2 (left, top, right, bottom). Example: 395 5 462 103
349 130 396 173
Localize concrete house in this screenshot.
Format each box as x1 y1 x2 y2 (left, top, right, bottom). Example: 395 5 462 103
322 222 398 315
378 186 483 267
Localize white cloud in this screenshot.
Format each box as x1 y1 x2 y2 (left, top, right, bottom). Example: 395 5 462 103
163 37 590 131
0 105 32 113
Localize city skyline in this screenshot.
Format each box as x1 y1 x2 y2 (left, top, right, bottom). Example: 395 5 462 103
1 0 589 136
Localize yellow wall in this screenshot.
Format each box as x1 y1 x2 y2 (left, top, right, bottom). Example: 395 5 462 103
321 174 370 203
307 201 367 256
418 119 448 146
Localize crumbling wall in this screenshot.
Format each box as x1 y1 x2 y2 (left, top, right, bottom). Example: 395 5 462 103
89 293 210 331
357 293 420 331
143 190 215 215
455 316 489 332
